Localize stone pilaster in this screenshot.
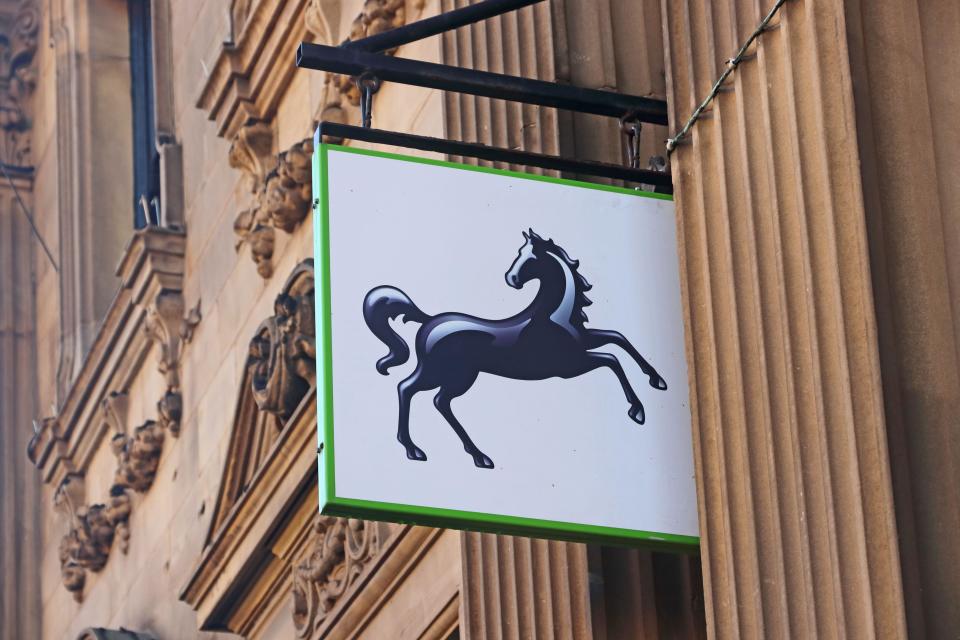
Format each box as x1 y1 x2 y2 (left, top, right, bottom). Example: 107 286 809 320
662 0 907 636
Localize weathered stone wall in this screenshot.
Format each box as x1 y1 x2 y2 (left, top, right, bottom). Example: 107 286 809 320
29 0 445 638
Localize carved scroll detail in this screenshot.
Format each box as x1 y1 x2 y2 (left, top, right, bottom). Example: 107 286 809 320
143 290 197 436
0 4 39 167
248 260 315 419
291 516 381 638
229 120 274 191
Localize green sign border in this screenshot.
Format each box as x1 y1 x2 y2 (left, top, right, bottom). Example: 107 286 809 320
313 139 699 551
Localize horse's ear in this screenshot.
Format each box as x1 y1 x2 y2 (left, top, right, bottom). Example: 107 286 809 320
522 229 530 240
528 228 542 241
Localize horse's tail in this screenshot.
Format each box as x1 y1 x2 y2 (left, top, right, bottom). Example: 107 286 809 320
362 286 429 375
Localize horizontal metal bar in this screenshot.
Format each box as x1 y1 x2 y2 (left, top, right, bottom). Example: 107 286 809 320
297 43 668 124
344 0 546 53
314 121 673 189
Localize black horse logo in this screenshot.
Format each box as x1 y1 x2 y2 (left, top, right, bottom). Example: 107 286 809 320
362 229 668 469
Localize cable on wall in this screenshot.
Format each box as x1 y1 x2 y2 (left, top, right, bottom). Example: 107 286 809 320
666 0 790 153
1 163 59 273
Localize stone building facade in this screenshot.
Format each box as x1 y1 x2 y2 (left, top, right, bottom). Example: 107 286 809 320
0 0 956 638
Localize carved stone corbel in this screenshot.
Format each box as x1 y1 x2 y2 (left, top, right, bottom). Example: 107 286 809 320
291 516 382 638
230 120 278 278
143 290 193 436
229 120 274 191
247 260 315 419
144 290 185 388
53 474 121 602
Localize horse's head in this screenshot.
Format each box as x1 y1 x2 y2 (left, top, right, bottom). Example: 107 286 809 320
505 228 546 289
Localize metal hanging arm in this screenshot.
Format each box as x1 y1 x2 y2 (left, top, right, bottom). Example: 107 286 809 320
344 0 547 53
297 43 668 124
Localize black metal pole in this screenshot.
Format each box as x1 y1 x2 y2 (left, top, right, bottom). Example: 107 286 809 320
297 43 668 124
343 0 546 53
315 121 673 189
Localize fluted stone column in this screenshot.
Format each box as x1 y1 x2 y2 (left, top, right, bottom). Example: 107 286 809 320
662 0 908 637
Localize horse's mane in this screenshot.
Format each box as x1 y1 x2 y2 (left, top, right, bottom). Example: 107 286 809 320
540 238 593 325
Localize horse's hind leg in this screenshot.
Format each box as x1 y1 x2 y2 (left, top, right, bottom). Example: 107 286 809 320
397 370 429 461
585 328 667 390
434 381 494 469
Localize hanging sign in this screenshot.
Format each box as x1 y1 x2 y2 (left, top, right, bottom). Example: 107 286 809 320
313 141 698 548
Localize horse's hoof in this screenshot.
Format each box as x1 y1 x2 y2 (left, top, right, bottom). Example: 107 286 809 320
405 445 428 462
472 452 495 469
650 375 667 391
629 404 646 425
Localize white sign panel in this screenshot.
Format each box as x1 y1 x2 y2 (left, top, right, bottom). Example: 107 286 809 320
314 142 698 548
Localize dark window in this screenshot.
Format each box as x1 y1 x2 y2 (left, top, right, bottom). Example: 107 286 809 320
128 0 160 228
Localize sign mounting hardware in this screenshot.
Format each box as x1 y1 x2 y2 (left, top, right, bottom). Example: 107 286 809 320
295 0 672 189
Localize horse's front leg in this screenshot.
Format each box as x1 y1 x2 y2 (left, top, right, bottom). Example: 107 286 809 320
576 352 647 425
585 328 667 390
397 370 428 461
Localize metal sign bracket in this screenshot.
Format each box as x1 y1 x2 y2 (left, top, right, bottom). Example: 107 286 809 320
298 0 672 189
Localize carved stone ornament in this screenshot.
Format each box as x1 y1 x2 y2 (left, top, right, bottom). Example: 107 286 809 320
144 289 185 388
248 260 316 419
0 4 39 167
143 289 195 436
228 120 274 191
52 390 169 602
54 474 127 602
105 484 132 555
230 120 276 278
157 389 183 436
291 516 381 638
233 134 313 279
111 420 165 493
263 138 314 232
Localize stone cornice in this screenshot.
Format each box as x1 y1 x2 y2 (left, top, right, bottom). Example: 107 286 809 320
28 227 189 485
196 0 311 139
